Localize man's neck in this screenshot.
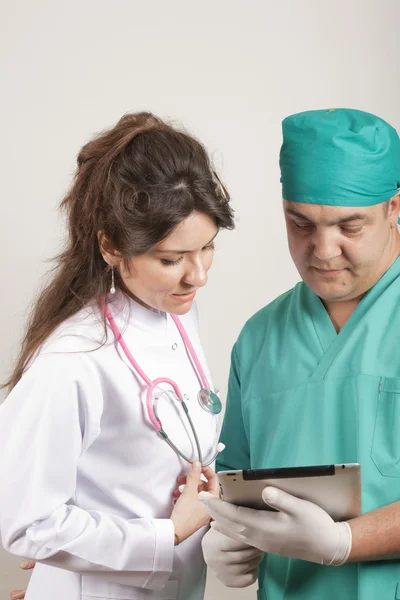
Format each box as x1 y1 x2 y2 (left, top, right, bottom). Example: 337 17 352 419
323 248 400 332
321 233 400 332
322 297 362 333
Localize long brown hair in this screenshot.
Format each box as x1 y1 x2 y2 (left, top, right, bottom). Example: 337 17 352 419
5 112 234 390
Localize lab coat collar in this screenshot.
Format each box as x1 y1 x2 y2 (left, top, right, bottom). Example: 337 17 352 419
106 290 169 334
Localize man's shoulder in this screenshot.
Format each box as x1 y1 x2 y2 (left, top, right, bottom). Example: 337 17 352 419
236 282 304 348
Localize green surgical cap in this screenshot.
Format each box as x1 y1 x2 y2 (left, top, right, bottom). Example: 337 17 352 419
280 108 400 209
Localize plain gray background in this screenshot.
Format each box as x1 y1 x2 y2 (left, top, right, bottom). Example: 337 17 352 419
1 0 399 598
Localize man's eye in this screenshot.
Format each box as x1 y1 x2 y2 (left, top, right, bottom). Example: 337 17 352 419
341 227 362 235
294 221 313 231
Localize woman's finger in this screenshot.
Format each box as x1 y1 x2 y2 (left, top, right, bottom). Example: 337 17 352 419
201 466 220 495
20 560 35 570
183 462 202 493
198 481 208 493
10 589 27 600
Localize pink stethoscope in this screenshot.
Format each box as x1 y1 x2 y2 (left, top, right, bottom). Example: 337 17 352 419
101 297 224 466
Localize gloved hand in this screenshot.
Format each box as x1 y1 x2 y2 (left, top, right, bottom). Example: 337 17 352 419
202 523 264 588
199 486 352 566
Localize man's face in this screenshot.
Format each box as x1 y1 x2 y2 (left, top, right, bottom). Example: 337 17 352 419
284 197 400 303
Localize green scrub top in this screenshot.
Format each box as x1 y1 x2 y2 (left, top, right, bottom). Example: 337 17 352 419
217 256 400 600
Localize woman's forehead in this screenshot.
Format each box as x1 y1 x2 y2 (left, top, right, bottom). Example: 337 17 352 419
155 212 218 252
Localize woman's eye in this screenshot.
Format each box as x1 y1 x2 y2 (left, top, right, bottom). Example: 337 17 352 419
161 257 183 267
203 243 215 252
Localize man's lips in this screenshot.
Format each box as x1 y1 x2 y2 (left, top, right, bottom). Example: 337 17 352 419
311 266 347 276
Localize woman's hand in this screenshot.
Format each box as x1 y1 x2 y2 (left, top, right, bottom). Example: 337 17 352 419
10 560 35 600
170 462 219 544
173 464 219 499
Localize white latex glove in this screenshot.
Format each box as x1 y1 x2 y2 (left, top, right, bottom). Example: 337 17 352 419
199 486 352 566
202 523 264 588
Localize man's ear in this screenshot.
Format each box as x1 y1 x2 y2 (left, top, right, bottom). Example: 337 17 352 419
388 193 400 227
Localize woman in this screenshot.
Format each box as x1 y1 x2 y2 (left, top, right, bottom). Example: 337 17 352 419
10 560 35 600
1 112 234 600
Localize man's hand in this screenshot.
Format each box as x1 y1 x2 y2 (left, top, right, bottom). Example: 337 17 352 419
199 486 352 565
202 523 264 587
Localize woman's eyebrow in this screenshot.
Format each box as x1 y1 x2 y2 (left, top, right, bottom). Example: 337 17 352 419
155 231 218 254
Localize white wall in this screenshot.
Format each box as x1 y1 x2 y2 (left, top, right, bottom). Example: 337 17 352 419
0 0 399 597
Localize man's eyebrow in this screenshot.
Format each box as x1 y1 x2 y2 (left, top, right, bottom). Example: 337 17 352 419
154 231 218 254
285 207 369 226
336 214 368 224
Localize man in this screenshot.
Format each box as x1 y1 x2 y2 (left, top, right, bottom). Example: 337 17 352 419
200 108 400 599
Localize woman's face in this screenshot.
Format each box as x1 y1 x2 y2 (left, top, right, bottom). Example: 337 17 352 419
118 211 218 314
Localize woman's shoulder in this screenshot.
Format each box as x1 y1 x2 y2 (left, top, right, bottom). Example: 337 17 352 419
38 296 200 359
39 301 105 356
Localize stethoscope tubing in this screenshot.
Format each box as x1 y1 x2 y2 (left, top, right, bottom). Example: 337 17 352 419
101 296 219 466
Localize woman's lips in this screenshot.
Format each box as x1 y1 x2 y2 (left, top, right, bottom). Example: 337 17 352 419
171 291 197 302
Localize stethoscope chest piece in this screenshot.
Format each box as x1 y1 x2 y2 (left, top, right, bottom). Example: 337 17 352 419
198 388 222 415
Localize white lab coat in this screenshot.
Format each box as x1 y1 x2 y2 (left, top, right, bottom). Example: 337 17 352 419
0 293 219 600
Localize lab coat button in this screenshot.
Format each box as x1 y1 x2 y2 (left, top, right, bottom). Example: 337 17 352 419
172 343 178 350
